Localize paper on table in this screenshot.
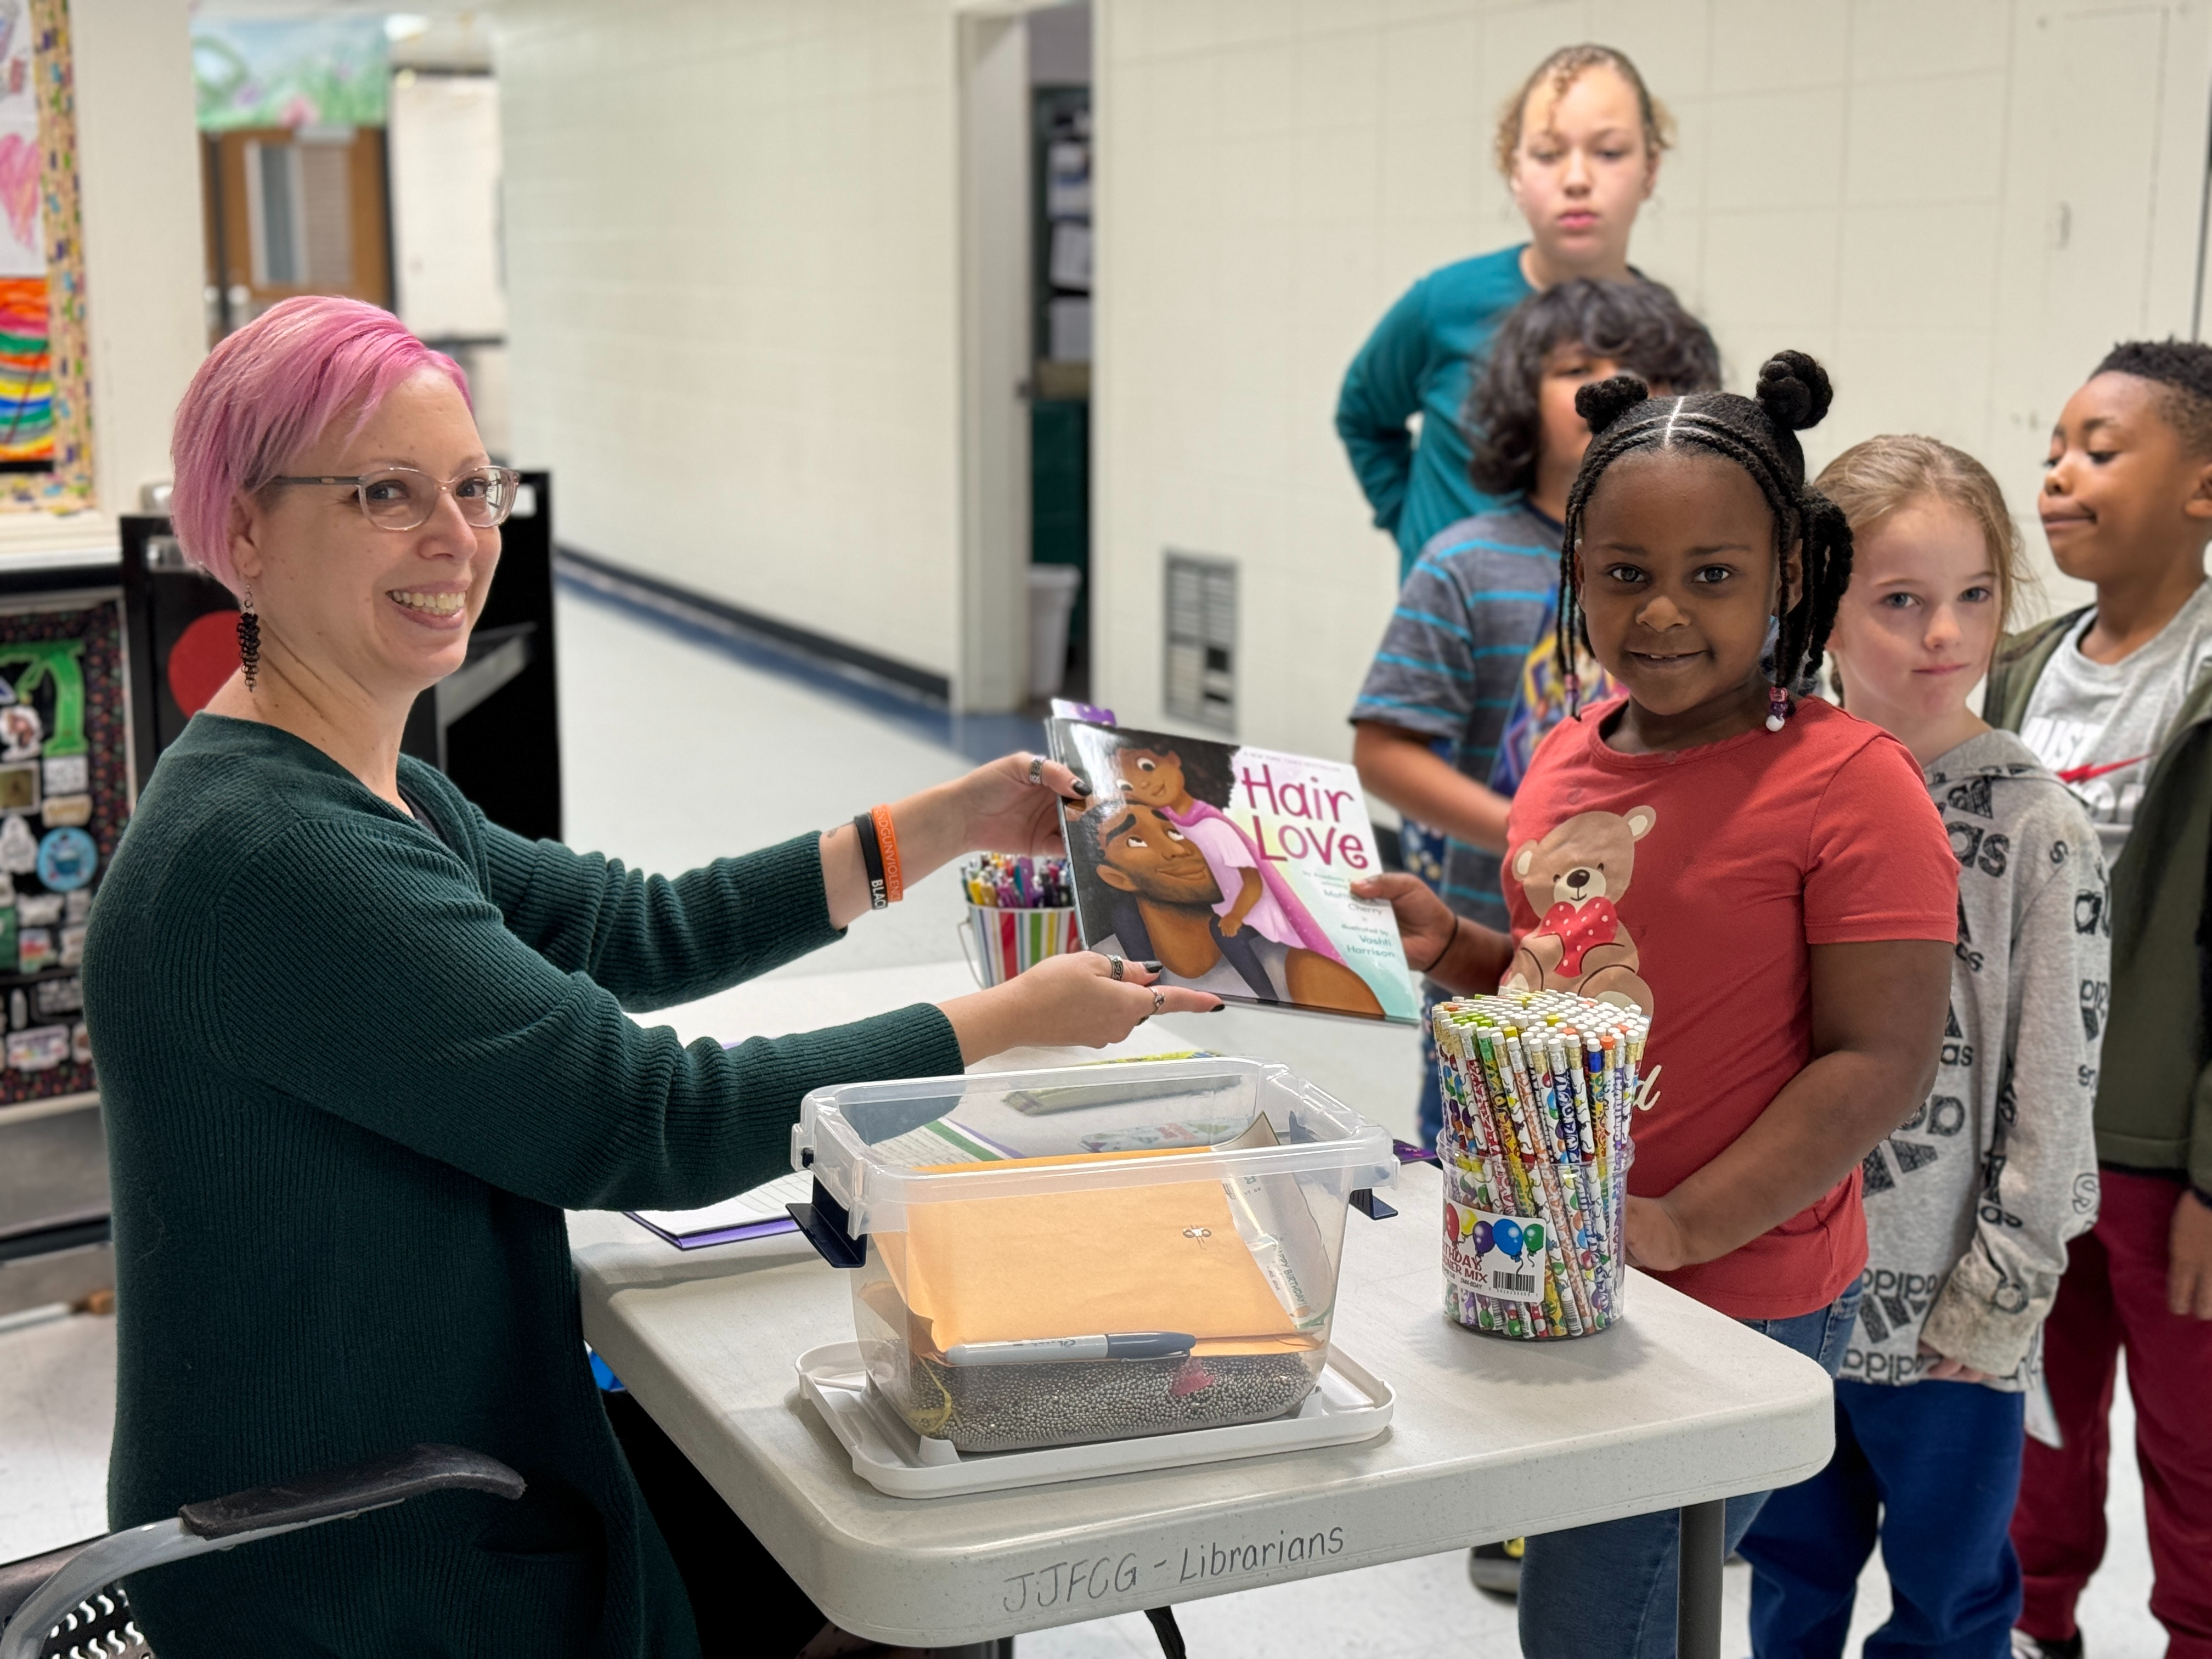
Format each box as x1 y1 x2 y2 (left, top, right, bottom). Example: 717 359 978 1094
628 1170 813 1250
627 1116 1013 1249
866 1118 1009 1167
880 1170 1304 1354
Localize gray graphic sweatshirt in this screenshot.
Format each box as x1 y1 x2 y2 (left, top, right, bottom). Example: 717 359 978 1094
1842 730 2107 1391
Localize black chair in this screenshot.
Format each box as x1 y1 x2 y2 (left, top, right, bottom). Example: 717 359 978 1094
0 1444 523 1659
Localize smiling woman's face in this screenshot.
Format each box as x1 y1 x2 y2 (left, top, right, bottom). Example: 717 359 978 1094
1576 449 1791 723
233 367 498 704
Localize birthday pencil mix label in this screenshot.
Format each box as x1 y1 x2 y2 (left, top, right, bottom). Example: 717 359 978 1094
1431 991 1650 1340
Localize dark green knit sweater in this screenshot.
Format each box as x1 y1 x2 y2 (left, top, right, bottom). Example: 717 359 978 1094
84 715 964 1657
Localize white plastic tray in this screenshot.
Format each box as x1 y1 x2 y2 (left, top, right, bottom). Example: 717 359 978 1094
795 1340 1393 1499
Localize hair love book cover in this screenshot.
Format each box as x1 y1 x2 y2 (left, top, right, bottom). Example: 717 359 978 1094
1048 718 1419 1023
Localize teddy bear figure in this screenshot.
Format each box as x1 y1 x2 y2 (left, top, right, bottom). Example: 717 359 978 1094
1505 805 1658 1014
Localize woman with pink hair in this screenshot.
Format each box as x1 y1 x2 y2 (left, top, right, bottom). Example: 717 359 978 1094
84 296 1217 1658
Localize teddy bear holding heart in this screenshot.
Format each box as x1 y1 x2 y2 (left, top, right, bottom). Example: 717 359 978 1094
1505 804 1658 1015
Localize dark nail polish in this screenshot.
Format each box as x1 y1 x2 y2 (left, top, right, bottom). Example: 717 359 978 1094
1071 775 1092 795
1140 960 1163 972
1209 1002 1227 1013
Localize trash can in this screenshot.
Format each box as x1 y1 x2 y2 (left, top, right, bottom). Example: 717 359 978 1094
1026 563 1083 700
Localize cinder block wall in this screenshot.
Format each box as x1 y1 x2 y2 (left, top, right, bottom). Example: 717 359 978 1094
1092 0 2210 755
499 0 966 686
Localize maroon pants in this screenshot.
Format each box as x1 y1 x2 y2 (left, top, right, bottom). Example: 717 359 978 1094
2011 1170 2212 1656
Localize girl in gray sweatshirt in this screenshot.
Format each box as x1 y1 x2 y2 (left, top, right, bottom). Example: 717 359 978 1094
1740 438 2107 1658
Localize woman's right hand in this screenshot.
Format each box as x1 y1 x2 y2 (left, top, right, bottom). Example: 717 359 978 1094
940 952 1224 1064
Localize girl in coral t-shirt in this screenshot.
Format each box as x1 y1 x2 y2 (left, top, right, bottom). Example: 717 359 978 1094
1356 353 1959 1658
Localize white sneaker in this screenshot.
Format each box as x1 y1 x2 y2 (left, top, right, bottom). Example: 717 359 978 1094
2012 1629 2084 1659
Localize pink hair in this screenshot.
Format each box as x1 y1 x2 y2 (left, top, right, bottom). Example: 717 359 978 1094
170 296 470 591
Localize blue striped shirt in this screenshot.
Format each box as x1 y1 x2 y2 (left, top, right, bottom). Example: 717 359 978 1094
1350 505 1561 925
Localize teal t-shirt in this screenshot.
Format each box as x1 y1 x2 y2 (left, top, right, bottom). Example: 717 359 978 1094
1334 244 1536 577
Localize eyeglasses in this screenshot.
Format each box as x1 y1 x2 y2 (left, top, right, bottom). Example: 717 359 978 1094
268 465 522 532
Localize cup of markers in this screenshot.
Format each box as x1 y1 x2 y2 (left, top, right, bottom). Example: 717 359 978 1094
960 853 1081 988
1431 991 1652 1341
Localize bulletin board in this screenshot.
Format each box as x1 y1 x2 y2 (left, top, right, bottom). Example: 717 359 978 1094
0 584 125 1107
0 0 91 510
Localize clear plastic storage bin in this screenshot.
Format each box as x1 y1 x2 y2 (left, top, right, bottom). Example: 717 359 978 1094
788 1058 1396 1454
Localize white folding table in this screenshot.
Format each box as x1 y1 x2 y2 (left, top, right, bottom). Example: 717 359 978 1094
574 964 1836 1655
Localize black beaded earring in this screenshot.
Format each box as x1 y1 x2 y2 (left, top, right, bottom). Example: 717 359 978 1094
238 584 261 694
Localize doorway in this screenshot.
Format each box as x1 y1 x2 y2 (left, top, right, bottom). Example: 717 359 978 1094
1029 10 1092 705
956 0 1092 718
201 124 391 341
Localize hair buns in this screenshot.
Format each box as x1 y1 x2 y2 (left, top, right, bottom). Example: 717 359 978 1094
1753 351 1833 432
1575 374 1651 436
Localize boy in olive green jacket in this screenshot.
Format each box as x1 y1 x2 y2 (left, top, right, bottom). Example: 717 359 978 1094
1985 340 2212 1659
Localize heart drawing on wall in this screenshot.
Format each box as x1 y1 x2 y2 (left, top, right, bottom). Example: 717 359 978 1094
0 131 38 256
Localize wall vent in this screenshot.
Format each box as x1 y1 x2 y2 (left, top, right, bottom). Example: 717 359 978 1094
1163 550 1235 731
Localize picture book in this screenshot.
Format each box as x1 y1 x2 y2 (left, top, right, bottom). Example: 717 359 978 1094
1047 718 1418 1024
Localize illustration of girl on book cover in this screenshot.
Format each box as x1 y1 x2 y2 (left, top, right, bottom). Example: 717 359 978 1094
1060 725 1404 1019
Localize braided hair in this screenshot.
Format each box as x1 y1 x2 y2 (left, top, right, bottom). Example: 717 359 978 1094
1555 349 1854 719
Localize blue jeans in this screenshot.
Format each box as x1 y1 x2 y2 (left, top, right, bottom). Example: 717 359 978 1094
1518 1284 1865 1659
1739 1376 2025 1658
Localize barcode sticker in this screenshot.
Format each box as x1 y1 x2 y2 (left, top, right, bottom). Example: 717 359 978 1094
1441 1199 1548 1304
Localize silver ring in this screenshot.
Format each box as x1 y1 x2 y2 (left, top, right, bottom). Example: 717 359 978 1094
1028 755 1045 786
1108 955 1124 981
1151 989 1165 1014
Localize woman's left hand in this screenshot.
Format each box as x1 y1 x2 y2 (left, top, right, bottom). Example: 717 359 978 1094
825 753 1093 928
951 752 1092 856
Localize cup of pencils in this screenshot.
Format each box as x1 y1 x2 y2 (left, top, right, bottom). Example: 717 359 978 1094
1431 991 1650 1340
958 854 1081 988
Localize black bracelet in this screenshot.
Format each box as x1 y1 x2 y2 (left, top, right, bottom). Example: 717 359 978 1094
1413 916 1462 977
852 812 888 911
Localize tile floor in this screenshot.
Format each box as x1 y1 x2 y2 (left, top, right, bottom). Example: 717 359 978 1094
0 584 2166 1656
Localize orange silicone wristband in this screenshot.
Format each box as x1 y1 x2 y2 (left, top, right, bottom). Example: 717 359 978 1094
871 804 904 904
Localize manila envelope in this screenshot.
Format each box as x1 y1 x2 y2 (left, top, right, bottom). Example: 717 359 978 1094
876 1166 1302 1355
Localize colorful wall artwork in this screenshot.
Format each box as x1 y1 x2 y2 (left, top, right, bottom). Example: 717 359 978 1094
0 0 90 511
191 16 390 133
0 276 49 463
0 592 126 1105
